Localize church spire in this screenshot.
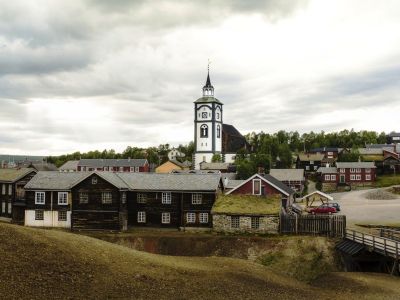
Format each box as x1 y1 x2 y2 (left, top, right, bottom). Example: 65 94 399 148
202 61 214 97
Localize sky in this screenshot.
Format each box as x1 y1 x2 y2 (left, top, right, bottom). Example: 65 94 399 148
1 0 400 155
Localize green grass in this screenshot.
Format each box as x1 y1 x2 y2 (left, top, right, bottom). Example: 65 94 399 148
375 174 400 187
212 194 281 215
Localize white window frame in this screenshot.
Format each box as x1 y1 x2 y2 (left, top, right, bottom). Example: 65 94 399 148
130 167 134 172
121 192 127 204
58 192 68 205
7 202 12 214
310 160 314 164
161 212 171 224
186 212 196 224
340 168 346 173
199 213 208 223
192 194 202 204
330 175 336 181
79 192 89 204
137 193 147 203
252 179 261 195
305 166 310 171
35 192 45 205
231 216 240 228
324 175 330 181
35 210 44 220
104 166 109 171
58 210 67 221
350 168 356 173
162 192 171 204
350 175 355 180
8 184 12 195
251 217 260 229
356 174 361 180
366 174 371 181
1 184 5 195
119 167 124 172
356 168 361 173
101 192 112 204
365 168 371 173
135 166 140 172
137 211 146 223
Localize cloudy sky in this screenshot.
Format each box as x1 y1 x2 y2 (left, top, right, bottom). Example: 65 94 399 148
1 0 400 155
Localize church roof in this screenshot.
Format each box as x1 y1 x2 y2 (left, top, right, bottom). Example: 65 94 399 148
204 71 213 88
222 124 249 153
194 96 223 104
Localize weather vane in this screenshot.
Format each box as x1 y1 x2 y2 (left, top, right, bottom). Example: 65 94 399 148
208 58 211 71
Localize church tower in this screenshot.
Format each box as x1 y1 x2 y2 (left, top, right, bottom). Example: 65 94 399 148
193 68 223 170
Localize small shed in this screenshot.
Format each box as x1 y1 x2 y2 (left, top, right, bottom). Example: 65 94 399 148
301 190 333 208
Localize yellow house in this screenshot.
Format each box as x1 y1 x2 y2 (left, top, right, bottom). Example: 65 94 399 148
155 160 191 173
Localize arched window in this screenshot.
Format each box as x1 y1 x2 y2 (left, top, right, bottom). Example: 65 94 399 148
217 125 221 138
200 124 208 138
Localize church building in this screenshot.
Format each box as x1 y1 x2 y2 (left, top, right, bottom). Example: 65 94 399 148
193 70 248 170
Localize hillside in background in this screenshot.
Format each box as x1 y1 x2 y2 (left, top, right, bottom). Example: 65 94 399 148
1 222 400 299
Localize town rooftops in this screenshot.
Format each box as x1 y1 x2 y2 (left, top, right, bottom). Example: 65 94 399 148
358 148 383 155
78 158 148 168
0 168 36 183
24 171 88 190
316 167 338 174
298 153 325 161
269 169 305 182
388 132 400 137
200 162 231 171
59 160 79 171
336 162 376 169
310 147 342 153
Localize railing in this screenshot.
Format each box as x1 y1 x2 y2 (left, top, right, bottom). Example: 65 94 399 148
346 229 400 259
380 228 400 242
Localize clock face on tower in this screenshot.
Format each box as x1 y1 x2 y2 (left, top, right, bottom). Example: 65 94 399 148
202 112 207 118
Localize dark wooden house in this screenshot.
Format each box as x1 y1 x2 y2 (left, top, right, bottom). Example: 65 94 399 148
0 168 36 223
296 153 324 172
77 159 150 173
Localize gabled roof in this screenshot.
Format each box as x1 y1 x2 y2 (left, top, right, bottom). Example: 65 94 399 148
200 162 230 170
316 167 338 174
269 169 304 181
0 168 36 183
226 173 295 196
336 162 376 168
24 172 88 190
118 173 222 192
78 158 148 168
301 190 333 201
298 153 324 161
31 163 58 171
59 160 79 171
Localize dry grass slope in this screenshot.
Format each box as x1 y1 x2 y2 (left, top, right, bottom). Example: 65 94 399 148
1 222 400 300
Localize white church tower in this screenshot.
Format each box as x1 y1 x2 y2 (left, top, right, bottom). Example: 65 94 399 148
193 68 223 170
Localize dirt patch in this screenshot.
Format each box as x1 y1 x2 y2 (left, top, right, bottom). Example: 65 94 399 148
364 189 399 200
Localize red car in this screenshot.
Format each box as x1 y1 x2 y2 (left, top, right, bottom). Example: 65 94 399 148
309 204 337 214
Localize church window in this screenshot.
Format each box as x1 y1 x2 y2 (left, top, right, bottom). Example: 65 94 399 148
216 113 220 119
200 124 208 137
217 125 221 138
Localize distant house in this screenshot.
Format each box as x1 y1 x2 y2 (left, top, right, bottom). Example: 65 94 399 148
0 168 36 222
387 132 400 144
296 153 324 172
199 162 234 173
155 160 191 173
309 147 344 159
167 148 185 161
29 162 58 172
226 173 295 209
269 169 305 193
77 159 150 173
316 167 339 192
212 194 280 234
59 160 79 172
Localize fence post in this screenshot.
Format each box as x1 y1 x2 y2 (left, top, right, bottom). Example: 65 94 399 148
295 214 298 235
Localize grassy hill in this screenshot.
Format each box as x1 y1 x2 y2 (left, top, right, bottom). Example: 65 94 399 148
1 222 399 299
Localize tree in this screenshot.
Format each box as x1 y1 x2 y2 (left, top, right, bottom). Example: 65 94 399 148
211 154 222 162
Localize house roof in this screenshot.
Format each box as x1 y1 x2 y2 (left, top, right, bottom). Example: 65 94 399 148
222 124 249 153
0 168 36 183
316 167 338 174
298 153 324 161
224 180 245 189
200 162 230 170
269 169 304 181
301 190 333 201
226 173 295 196
358 148 383 155
336 162 376 169
365 144 393 149
212 194 281 215
24 171 88 190
59 160 79 171
388 132 400 137
118 173 222 192
310 147 340 153
78 158 148 168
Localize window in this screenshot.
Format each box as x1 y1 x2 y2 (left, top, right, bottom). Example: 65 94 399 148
186 212 196 223
162 192 171 204
92 177 97 185
35 210 44 220
135 167 140 172
356 175 361 180
79 192 88 204
202 112 207 118
130 167 134 172
119 167 124 172
58 192 68 205
350 168 355 173
366 168 371 173
217 125 221 138
314 166 318 170
58 211 67 221
216 112 220 119
199 213 208 223
324 175 330 181
1 184 5 195
104 167 109 171
350 175 355 180
366 174 371 180
1 202 5 213
340 168 346 173
137 193 147 203
137 211 146 223
8 202 11 214
200 124 208 138
330 175 336 181
310 160 314 164
8 184 12 195
306 166 310 170
102 192 112 204
192 194 202 204
356 168 361 173
35 192 45 205
121 192 127 204
161 212 171 224
251 217 260 229
253 179 261 195
231 216 240 228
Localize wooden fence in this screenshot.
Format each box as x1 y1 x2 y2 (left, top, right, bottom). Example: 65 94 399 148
380 228 400 242
280 213 346 237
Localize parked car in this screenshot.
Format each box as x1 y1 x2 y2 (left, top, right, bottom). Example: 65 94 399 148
326 202 341 212
309 204 337 214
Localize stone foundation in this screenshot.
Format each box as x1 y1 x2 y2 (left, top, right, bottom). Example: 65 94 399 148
321 182 337 192
212 214 279 234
